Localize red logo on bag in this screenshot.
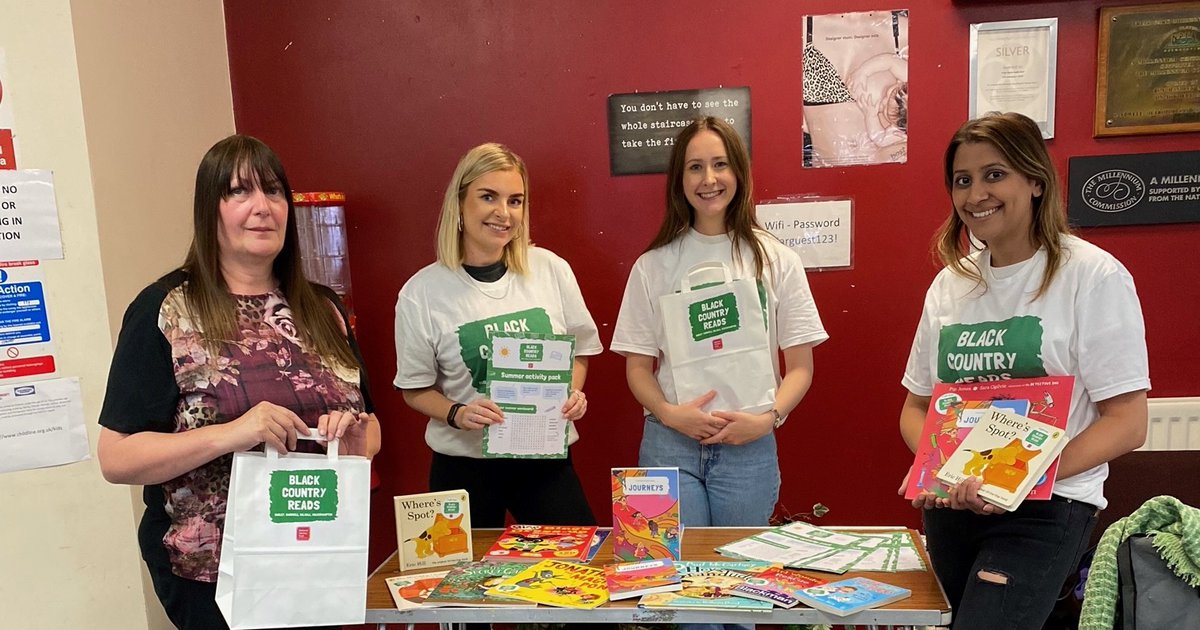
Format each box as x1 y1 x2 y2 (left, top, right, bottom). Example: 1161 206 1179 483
296 527 311 541
712 338 723 350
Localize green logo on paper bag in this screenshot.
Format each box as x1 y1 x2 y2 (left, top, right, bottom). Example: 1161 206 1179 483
519 343 543 362
269 469 338 523
937 316 1046 383
456 307 553 393
1026 429 1049 447
689 292 740 341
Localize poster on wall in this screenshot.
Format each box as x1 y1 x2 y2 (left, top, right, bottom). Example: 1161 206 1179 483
0 170 64 260
802 9 908 168
0 261 57 380
607 86 750 176
0 48 17 170
1067 151 1200 227
969 18 1058 138
0 377 89 474
757 198 853 270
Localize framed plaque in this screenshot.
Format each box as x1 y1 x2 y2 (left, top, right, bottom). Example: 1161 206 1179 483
1095 2 1200 137
970 18 1058 138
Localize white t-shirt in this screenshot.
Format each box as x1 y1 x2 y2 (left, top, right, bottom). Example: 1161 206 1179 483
902 234 1150 509
611 229 828 415
394 247 603 458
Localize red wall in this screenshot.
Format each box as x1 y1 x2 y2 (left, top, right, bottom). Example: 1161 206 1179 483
223 0 1200 567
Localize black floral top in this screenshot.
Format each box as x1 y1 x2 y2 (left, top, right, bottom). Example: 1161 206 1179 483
99 270 372 582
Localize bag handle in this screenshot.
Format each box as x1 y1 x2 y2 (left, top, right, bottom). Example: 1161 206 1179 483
265 428 339 463
679 262 733 292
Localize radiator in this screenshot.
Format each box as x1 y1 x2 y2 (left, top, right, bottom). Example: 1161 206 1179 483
1140 397 1200 451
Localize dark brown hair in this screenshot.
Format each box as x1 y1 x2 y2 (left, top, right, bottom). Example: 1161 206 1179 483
646 116 769 278
181 134 356 367
935 112 1068 299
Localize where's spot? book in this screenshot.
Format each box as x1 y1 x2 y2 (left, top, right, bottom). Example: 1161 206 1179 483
936 408 1069 511
393 489 472 572
612 467 682 561
905 376 1073 501
795 576 911 616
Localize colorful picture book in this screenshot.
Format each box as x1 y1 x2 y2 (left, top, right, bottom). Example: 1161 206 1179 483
732 564 827 608
604 558 684 601
612 467 682 561
795 576 912 616
483 524 598 562
638 561 774 612
384 570 449 610
486 559 609 609
423 560 536 607
936 408 1069 511
584 528 611 563
393 489 472 572
905 376 1074 501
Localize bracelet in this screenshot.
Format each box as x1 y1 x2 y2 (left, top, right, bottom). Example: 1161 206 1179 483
446 403 466 430
768 408 785 429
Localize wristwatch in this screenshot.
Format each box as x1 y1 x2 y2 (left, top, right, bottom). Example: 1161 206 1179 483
446 403 466 430
768 408 785 429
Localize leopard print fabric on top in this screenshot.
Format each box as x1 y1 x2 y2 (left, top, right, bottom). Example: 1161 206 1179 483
803 45 854 105
157 283 365 582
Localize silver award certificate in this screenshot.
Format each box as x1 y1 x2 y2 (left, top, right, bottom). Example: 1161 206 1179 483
970 18 1058 138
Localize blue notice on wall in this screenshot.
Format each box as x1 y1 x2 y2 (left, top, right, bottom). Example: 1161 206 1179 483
0 279 50 346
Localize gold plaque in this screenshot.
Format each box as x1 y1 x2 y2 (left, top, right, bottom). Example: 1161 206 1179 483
1095 2 1200 137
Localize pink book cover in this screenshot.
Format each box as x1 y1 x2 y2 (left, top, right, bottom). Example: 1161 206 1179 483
905 376 1074 501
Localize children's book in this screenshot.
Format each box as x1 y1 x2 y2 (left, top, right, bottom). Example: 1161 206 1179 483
604 558 684 601
637 561 774 612
795 576 912 616
612 467 682 561
731 564 827 608
936 408 1069 511
486 559 609 609
583 528 611 563
423 561 537 607
393 490 472 572
905 376 1073 501
384 570 449 610
483 524 598 562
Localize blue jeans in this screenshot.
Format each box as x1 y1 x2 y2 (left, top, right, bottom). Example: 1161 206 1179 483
923 496 1098 630
639 415 781 527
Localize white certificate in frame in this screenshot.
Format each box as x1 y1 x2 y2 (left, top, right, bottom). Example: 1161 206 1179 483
969 18 1058 138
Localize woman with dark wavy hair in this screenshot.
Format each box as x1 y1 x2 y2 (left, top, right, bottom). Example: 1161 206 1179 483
98 134 379 630
898 112 1149 629
613 117 827 531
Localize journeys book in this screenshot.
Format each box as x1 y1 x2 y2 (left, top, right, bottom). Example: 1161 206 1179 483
384 570 449 610
486 559 609 609
483 524 598 563
612 467 682 561
604 558 684 601
637 561 774 612
905 376 1073 501
423 560 536 607
795 576 912 616
936 408 1069 511
731 564 827 608
393 489 472 572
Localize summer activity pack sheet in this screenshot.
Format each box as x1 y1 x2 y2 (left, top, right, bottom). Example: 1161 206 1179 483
483 332 575 458
716 522 926 574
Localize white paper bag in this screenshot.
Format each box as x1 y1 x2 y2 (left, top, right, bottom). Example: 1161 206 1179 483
659 262 776 414
216 431 370 629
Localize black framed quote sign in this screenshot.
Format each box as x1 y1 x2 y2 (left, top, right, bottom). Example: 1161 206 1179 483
607 86 751 176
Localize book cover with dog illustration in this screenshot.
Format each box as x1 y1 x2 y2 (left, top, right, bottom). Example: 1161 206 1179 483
905 376 1073 502
394 489 472 572
936 408 1069 511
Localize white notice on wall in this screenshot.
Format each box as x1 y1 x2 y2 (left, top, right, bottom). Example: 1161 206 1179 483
0 170 64 260
0 260 57 380
757 199 852 269
0 377 89 474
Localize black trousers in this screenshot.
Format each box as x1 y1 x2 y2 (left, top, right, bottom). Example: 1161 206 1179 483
429 450 597 528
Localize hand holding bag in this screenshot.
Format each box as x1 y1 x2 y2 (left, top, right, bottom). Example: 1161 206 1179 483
659 262 776 414
216 430 371 629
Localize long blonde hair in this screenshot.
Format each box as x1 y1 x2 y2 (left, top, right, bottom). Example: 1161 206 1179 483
435 143 531 274
935 112 1068 299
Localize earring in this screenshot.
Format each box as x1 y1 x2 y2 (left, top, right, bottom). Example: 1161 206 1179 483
457 216 463 232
